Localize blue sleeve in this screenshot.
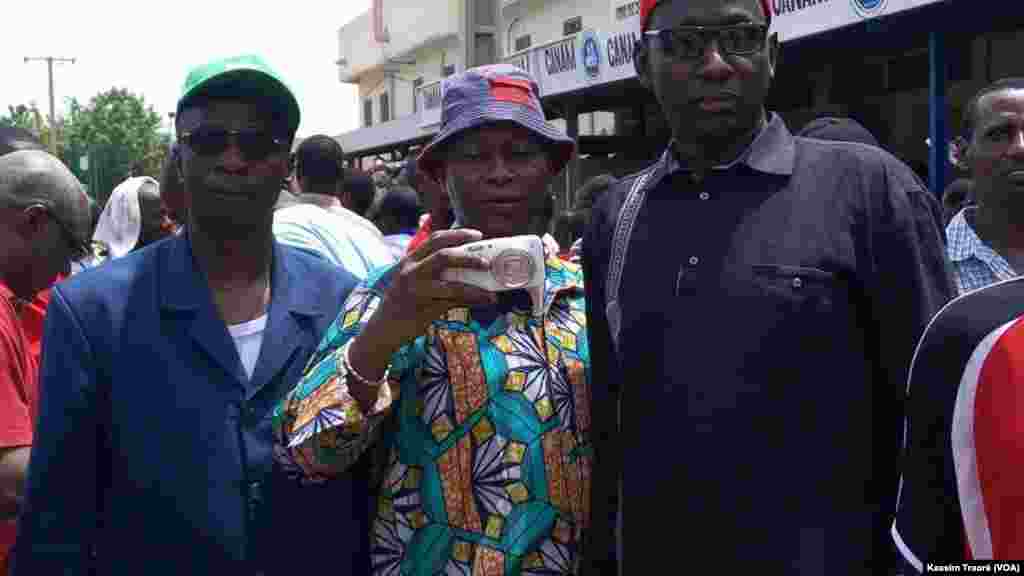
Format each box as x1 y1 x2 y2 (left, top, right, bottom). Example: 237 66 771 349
12 287 98 575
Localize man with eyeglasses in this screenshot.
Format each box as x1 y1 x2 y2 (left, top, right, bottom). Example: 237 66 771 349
581 0 954 574
0 149 91 570
13 55 365 575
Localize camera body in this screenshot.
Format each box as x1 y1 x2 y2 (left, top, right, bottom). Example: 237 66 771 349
441 234 546 316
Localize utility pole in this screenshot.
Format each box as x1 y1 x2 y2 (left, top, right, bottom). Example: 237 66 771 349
24 56 76 154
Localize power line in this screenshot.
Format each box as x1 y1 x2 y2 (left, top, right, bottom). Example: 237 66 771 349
24 56 76 154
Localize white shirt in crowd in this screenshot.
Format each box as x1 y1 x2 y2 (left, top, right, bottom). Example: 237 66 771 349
273 203 396 280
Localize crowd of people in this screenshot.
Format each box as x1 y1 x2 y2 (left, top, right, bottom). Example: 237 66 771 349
0 0 1022 573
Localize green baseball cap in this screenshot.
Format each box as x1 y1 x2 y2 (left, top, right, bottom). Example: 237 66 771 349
176 54 300 135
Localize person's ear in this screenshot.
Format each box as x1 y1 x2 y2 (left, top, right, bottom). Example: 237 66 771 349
950 136 970 171
634 39 651 90
18 205 50 239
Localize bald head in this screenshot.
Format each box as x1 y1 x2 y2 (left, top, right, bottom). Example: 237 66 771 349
0 150 92 246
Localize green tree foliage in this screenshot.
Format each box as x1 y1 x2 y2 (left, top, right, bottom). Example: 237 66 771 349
63 88 167 203
0 104 37 131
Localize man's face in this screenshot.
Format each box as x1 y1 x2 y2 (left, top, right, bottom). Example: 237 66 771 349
177 99 289 235
968 88 1024 214
137 183 174 247
639 0 774 144
0 205 76 295
442 123 554 239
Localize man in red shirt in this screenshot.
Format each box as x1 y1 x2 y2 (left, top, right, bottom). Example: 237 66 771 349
0 150 92 566
0 127 70 366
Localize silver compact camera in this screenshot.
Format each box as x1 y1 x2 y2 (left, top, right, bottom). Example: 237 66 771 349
441 234 546 315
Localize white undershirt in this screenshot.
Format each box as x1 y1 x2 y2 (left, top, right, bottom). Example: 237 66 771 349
227 314 268 380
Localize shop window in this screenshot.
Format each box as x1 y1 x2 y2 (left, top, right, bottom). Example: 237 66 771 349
413 77 424 112
380 92 390 123
563 16 582 36
515 34 532 52
475 33 496 66
363 98 372 127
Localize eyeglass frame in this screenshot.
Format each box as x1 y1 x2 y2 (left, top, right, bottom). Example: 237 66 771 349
642 23 771 60
177 127 290 160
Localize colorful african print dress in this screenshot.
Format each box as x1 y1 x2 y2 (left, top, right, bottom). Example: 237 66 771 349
274 255 592 575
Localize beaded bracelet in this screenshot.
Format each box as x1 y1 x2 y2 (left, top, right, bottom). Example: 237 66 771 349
341 340 391 391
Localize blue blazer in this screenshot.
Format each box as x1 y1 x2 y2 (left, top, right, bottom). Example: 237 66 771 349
13 233 368 575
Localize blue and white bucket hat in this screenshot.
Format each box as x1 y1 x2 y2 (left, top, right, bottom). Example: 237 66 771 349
417 64 575 180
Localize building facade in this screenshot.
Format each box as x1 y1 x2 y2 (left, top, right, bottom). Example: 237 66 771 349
335 0 502 168
336 0 1024 209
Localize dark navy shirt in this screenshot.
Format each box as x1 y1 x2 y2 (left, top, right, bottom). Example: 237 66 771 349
13 234 368 575
581 114 954 574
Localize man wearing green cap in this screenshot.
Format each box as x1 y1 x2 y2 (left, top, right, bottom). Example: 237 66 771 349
14 55 366 575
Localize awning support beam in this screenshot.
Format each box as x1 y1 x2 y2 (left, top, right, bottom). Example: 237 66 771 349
929 31 947 197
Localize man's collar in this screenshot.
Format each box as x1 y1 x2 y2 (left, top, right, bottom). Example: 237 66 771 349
947 206 988 263
663 112 796 178
159 230 324 317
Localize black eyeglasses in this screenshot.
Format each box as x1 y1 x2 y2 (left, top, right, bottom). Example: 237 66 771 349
644 23 769 60
179 127 288 160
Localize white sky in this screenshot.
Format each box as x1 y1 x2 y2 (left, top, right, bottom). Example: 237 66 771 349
1 0 369 139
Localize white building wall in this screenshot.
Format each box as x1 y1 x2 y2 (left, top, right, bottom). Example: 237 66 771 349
356 40 463 127
338 0 464 82
501 0 623 136
504 0 616 55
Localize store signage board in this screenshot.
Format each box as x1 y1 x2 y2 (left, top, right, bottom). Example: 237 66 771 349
772 0 948 41
502 0 947 99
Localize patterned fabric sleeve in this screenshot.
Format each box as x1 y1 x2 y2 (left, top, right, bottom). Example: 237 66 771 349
272 275 399 482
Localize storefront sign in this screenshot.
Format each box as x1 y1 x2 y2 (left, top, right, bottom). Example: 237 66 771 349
772 0 946 41
503 0 945 99
537 36 579 95
580 29 602 83
505 51 533 74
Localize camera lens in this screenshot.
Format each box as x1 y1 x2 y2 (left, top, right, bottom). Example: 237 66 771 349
492 249 534 289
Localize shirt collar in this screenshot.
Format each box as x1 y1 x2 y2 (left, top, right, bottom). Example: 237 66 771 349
946 206 989 263
662 112 796 178
946 206 1018 277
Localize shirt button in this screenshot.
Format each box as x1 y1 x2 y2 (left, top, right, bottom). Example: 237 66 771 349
249 481 263 502
792 277 803 289
688 256 699 265
699 192 710 201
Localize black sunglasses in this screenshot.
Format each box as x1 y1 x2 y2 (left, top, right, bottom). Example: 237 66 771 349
644 23 769 60
179 127 288 160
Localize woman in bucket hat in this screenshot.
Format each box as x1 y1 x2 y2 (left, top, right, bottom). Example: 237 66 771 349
274 64 594 575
